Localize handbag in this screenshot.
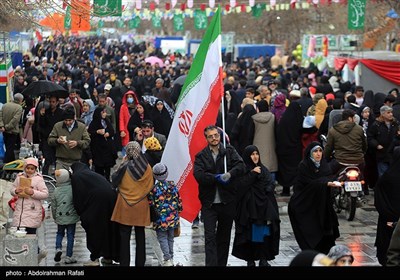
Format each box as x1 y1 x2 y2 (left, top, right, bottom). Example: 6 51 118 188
174 223 181 237
150 205 159 222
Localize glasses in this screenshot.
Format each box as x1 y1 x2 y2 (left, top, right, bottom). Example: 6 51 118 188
206 133 220 139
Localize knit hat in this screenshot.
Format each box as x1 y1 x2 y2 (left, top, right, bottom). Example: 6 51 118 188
24 157 38 168
153 163 168 181
327 245 354 263
104 84 112 91
55 169 70 184
125 141 142 160
144 137 162 151
62 106 76 120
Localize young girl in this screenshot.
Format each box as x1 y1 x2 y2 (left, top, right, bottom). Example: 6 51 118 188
10 157 49 262
148 163 182 267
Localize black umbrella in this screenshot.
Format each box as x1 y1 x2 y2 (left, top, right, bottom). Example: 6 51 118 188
21 80 69 98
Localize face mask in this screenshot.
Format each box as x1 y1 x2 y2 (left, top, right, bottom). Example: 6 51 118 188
127 97 134 104
67 80 72 85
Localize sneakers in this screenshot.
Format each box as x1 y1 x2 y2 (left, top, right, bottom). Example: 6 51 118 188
163 259 174 267
64 256 77 264
83 259 100 266
38 249 48 263
54 249 62 262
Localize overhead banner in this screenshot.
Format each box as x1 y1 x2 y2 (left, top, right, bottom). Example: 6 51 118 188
71 0 91 31
348 0 366 30
93 0 122 17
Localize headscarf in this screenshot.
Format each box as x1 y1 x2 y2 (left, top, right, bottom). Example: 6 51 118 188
309 144 322 168
111 141 149 188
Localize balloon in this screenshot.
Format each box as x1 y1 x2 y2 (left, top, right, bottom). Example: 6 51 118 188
292 50 298 56
296 44 302 50
296 55 302 61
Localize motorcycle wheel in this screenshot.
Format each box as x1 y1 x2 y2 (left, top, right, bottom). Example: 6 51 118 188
344 195 357 221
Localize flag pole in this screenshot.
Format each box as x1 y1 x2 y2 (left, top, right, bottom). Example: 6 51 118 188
221 92 227 173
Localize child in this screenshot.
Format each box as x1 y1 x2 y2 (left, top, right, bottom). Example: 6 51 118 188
10 157 49 263
327 244 354 266
148 163 182 267
52 169 80 264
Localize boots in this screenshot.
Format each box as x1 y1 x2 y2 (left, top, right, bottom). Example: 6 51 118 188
259 259 271 267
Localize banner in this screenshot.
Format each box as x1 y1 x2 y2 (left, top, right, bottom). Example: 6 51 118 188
194 10 207 30
71 0 91 31
161 7 223 221
348 0 366 30
93 0 122 17
64 6 71 30
152 15 162 28
129 17 141 29
173 14 184 31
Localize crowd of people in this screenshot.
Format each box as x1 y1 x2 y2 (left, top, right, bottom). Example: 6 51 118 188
1 34 400 266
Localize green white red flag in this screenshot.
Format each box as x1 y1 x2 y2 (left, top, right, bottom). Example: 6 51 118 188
161 7 223 222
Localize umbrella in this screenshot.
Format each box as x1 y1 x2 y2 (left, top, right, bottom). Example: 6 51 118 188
21 80 69 98
145 56 164 67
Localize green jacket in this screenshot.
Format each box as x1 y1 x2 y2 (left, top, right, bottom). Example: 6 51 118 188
0 100 23 134
51 181 80 225
48 120 91 161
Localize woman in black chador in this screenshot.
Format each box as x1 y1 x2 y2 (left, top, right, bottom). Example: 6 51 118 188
232 145 280 267
288 142 340 254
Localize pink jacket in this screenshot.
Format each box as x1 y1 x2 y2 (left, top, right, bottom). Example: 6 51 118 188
10 172 49 228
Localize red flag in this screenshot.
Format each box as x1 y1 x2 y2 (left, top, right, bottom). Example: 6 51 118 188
290 0 297 9
35 30 43 42
180 3 186 11
200 3 206 11
62 0 68 9
322 36 329 57
165 2 170 10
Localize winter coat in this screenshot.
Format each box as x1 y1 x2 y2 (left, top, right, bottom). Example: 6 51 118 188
252 112 278 172
10 172 49 228
51 181 80 225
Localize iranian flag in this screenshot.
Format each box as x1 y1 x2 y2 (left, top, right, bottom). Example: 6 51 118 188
0 61 14 84
161 7 223 222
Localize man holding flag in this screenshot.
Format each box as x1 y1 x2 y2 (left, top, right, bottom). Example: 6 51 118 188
160 7 245 266
193 125 244 266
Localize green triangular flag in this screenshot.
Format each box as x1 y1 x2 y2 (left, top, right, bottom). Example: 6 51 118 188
194 9 207 30
94 0 122 17
98 20 104 28
64 6 71 30
152 15 161 28
173 14 184 31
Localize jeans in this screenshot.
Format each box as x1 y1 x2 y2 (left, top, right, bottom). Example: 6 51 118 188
55 224 76 257
156 228 174 261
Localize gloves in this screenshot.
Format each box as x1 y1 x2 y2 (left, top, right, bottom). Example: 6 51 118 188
215 172 231 185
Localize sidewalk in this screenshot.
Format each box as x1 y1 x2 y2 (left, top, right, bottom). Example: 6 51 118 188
39 186 380 267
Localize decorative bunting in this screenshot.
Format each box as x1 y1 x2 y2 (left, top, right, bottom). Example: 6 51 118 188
98 20 104 28
290 0 296 9
209 0 215 8
129 17 141 28
252 3 266 18
136 0 142 10
188 0 193 9
201 4 206 11
149 2 155 11
181 3 186 11
166 2 170 10
230 0 236 8
249 0 255 7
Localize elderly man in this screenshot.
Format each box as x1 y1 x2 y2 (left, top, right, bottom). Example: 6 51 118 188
0 93 24 163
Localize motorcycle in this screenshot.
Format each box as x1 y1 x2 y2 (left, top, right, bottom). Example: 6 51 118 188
332 166 365 221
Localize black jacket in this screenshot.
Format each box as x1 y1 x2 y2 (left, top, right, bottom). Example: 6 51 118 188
194 143 245 207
